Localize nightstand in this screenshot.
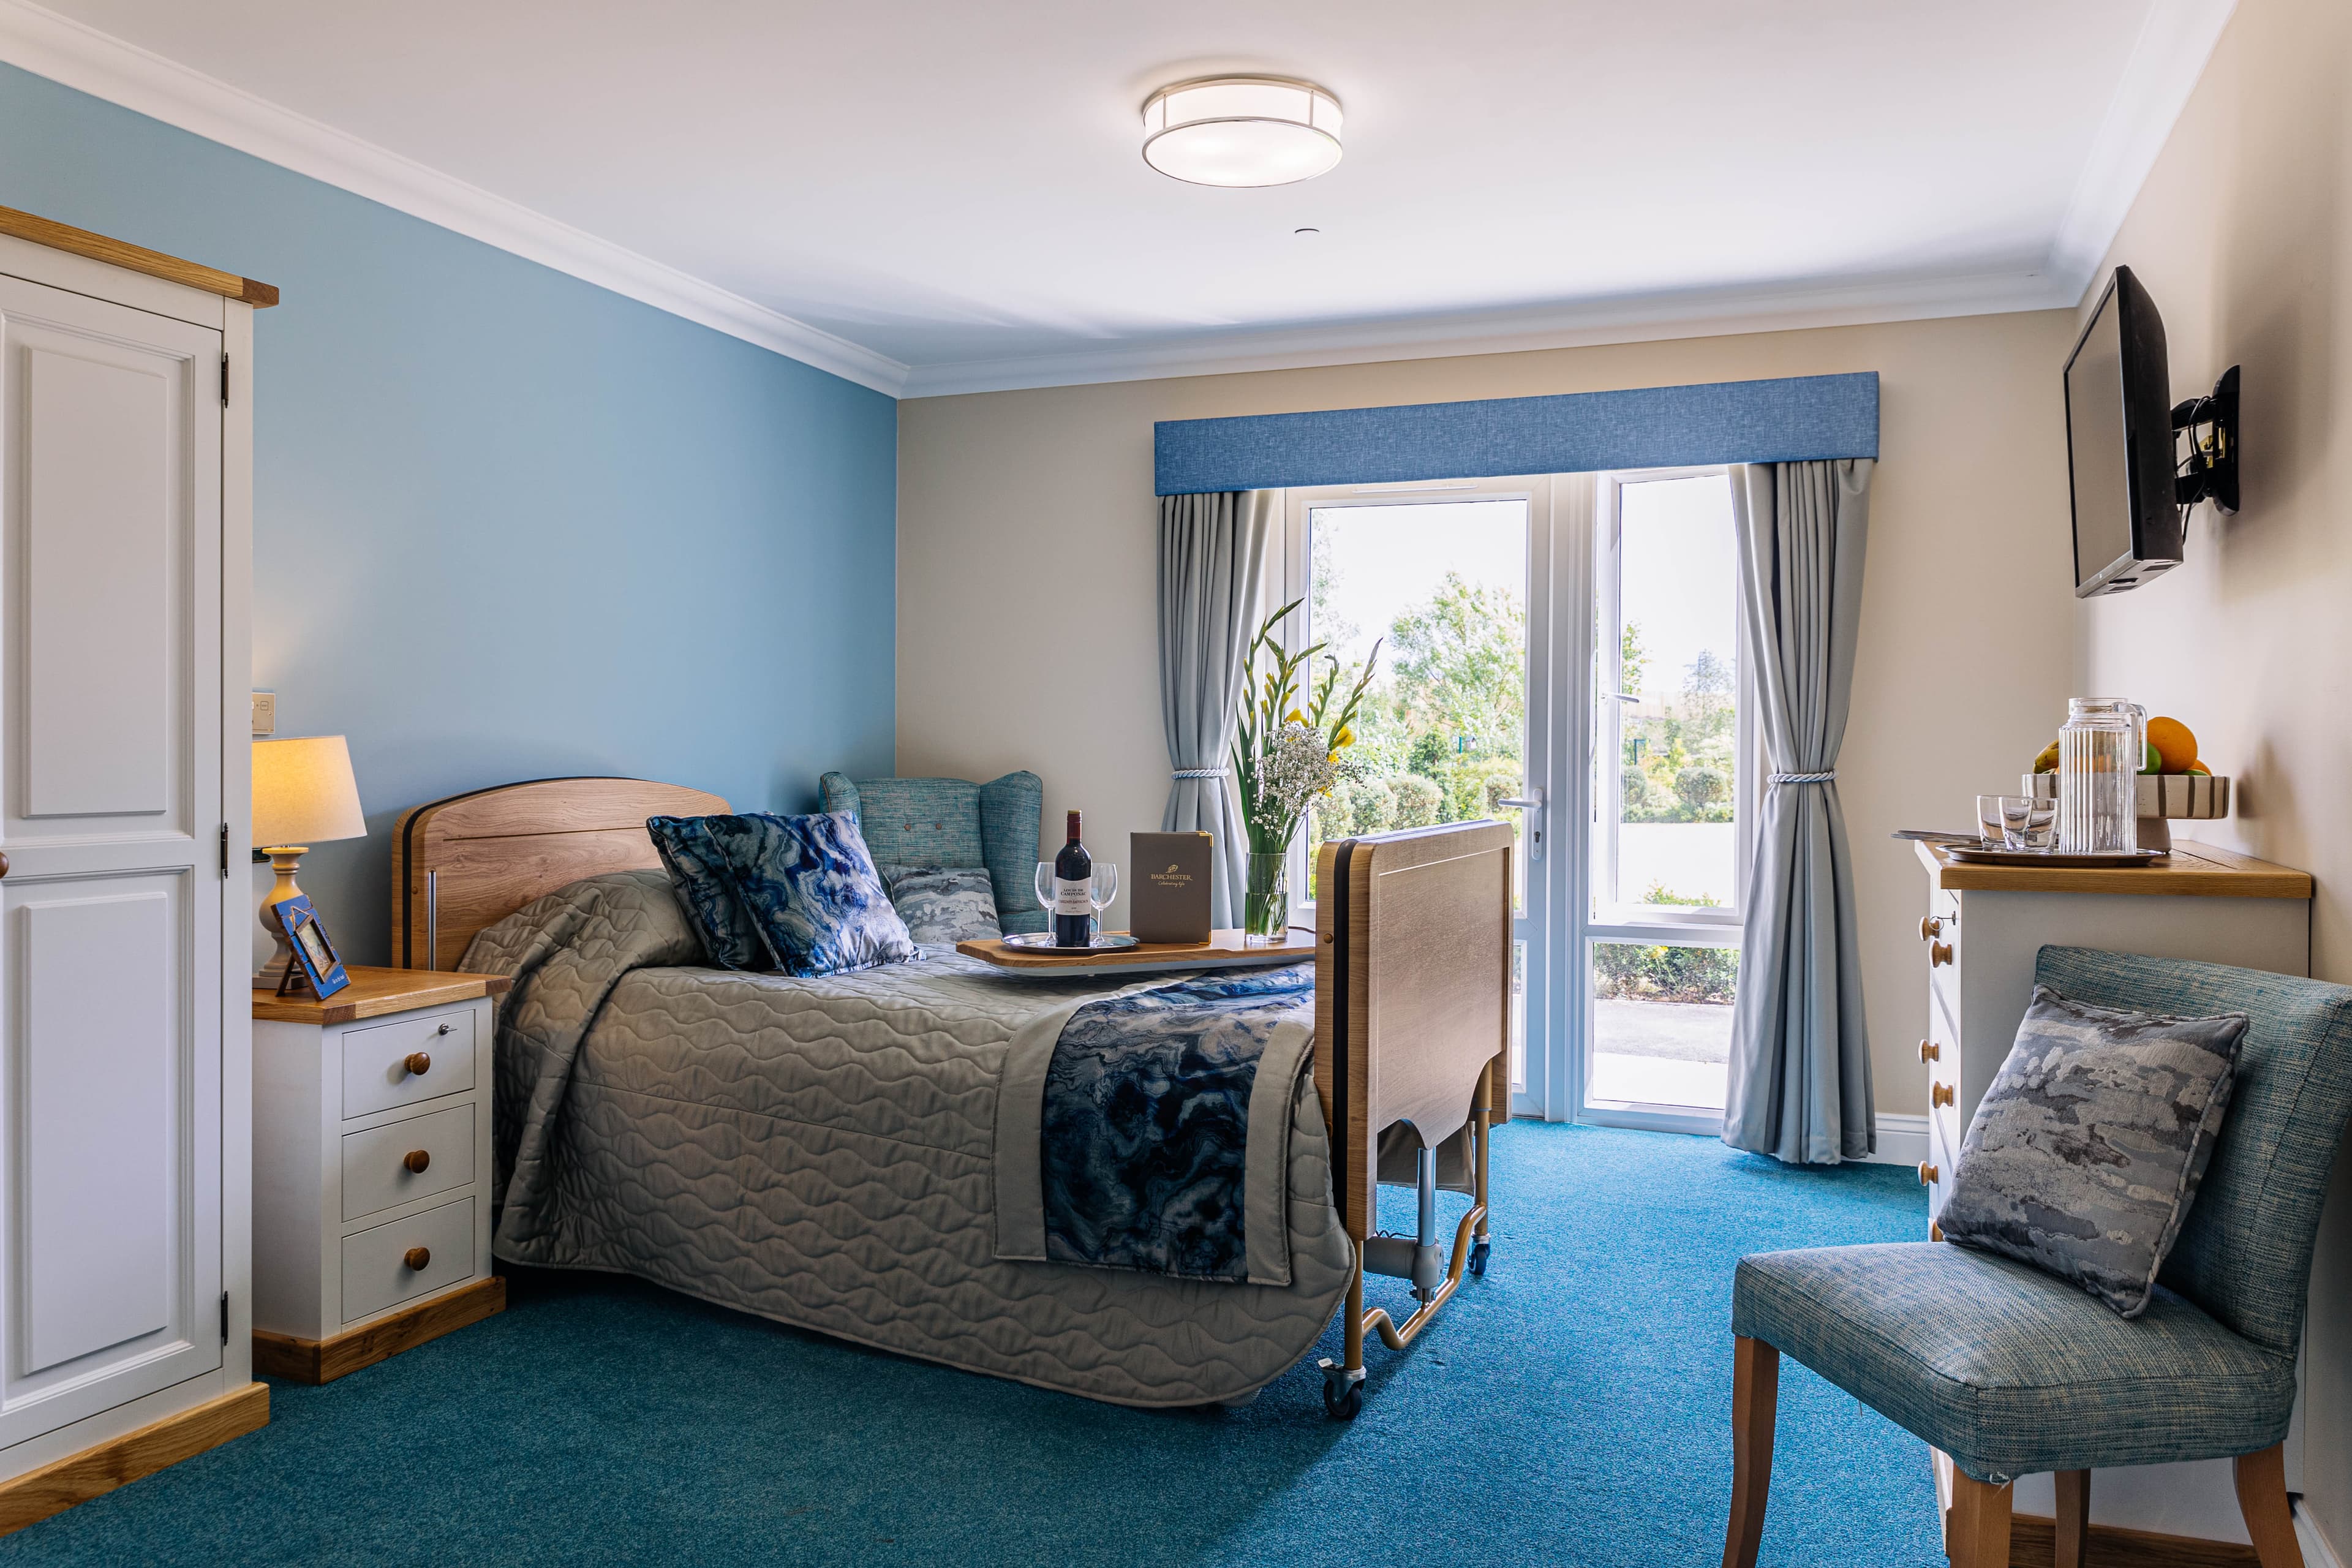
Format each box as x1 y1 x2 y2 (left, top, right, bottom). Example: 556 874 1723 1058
252 967 512 1383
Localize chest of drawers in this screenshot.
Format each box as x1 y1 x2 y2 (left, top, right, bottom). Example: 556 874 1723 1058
251 967 510 1382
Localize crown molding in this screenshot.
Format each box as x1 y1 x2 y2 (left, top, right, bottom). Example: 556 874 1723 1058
0 0 911 396
2045 0 2237 306
899 270 2077 398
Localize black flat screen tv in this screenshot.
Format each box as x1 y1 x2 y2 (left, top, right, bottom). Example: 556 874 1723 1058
2063 265 2182 597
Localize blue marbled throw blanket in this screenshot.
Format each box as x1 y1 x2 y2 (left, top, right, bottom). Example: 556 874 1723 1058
1009 963 1315 1284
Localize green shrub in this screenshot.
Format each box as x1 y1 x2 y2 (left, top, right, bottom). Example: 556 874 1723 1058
1593 941 1739 1003
1389 774 1442 829
1676 764 1728 812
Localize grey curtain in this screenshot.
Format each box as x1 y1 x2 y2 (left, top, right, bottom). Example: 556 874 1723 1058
1723 459 1875 1163
1158 491 1275 926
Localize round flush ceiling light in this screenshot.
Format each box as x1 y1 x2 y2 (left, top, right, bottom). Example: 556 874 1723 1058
1141 76 1343 187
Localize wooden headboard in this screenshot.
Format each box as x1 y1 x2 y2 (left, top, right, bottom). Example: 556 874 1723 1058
393 777 728 970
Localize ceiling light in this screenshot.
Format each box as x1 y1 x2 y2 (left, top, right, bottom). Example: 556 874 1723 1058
1141 77 1343 188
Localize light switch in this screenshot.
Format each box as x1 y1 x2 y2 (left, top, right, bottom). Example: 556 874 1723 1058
251 690 275 736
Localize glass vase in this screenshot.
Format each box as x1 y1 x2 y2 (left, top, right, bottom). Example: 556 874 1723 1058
1243 851 1290 946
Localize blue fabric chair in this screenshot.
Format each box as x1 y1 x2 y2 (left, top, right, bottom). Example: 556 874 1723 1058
817 771 1045 934
1723 946 2352 1568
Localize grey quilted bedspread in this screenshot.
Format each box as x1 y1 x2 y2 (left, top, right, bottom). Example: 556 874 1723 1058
465 870 1352 1406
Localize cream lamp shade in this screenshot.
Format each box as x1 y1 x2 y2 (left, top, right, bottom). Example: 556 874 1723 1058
252 735 365 849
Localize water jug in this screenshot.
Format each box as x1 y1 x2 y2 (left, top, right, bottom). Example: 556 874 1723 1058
2056 698 2146 854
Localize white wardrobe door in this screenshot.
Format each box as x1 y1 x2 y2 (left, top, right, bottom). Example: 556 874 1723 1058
0 273 224 1448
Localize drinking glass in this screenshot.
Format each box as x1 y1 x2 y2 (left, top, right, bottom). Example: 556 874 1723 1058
1033 862 1054 933
1090 863 1118 940
1994 795 2058 851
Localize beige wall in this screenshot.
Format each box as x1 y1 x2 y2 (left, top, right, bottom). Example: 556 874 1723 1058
2076 0 2352 1545
899 310 2081 1119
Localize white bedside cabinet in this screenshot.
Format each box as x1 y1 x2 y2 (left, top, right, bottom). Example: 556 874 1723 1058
252 968 510 1382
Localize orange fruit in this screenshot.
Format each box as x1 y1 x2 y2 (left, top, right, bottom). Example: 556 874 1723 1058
2188 760 2211 775
2147 716 2199 774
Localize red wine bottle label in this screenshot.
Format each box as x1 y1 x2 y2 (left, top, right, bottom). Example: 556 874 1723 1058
1052 878 1092 916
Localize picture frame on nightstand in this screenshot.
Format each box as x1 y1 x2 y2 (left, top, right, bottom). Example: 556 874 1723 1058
271 894 350 1000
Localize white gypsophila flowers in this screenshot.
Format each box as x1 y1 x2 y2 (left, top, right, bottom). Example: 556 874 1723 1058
1256 721 1344 829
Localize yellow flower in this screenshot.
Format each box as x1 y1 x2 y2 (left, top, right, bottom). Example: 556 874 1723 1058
1284 708 1305 726
1333 725 1355 750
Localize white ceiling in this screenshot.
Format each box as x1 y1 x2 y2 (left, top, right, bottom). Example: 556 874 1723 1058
2 0 2232 395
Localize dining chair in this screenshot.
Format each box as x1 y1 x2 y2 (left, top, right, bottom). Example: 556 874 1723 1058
1721 946 2352 1568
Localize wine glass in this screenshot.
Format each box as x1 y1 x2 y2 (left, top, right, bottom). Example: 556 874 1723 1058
1089 864 1118 940
1033 862 1055 941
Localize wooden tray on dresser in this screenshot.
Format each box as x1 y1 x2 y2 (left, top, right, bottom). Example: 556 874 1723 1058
957 927 1316 977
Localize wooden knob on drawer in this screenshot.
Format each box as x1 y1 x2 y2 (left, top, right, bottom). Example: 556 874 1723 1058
404 1052 431 1076
1932 1082 1956 1108
402 1246 431 1271
1918 1039 1940 1063
1920 915 1942 941
1918 1163 1940 1186
402 1148 431 1174
1929 941 1954 968
0 850 10 878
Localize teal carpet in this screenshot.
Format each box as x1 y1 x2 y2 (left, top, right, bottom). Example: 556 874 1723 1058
2 1124 1940 1566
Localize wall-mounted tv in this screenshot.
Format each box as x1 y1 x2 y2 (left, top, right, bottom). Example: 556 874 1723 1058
2063 266 2184 598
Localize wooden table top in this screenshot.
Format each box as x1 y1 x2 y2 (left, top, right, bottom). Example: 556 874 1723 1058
956 927 1317 973
253 965 512 1025
1916 839 2313 900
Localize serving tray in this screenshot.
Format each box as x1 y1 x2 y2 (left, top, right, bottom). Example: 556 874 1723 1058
957 927 1315 977
1937 845 2169 868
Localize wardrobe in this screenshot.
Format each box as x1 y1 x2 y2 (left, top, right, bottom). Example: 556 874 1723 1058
0 209 263 1526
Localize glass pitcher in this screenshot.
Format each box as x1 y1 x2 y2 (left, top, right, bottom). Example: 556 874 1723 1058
2056 699 2146 854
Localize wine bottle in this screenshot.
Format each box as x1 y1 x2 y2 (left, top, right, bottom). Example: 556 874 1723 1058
1052 810 1093 948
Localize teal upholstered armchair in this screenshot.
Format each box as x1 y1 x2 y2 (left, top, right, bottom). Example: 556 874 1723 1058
818 771 1046 935
1723 946 2352 1568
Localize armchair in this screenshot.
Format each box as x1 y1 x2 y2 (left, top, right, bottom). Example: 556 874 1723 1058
818 770 1045 934
1722 946 2352 1568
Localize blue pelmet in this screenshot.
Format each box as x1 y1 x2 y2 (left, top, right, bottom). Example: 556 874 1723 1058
1041 963 1314 1281
0 1125 1941 1568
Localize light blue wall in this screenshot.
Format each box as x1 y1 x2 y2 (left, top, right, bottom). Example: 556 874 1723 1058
0 62 898 964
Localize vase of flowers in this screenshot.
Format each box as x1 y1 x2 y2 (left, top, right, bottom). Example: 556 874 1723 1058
1230 598 1379 944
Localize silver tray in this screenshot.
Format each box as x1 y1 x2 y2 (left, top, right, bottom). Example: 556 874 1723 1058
1000 931 1141 953
1938 845 2169 868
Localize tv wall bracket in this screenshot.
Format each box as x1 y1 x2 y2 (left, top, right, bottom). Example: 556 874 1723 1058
2173 363 2240 514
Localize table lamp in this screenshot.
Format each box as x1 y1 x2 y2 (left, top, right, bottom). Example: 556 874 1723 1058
253 735 366 986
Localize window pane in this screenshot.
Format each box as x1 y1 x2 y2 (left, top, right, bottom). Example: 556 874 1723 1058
1599 474 1740 913
1589 939 1734 1110
1303 500 1528 906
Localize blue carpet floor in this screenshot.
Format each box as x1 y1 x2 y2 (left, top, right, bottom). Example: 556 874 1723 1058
2 1124 1942 1567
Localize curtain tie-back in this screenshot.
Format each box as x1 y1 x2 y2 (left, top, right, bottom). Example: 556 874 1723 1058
1768 771 1837 786
1173 768 1230 779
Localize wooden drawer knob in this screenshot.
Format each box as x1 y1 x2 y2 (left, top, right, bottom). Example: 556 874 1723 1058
404 1052 431 1076
403 1148 431 1174
1932 1082 1956 1108
1918 1163 1940 1186
1920 915 1942 941
1918 1039 1940 1063
1929 941 1954 968
402 1246 431 1271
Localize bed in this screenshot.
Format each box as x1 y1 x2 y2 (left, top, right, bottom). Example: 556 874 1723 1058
394 777 1509 1411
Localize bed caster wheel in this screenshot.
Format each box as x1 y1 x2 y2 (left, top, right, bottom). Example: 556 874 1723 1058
1469 1239 1490 1277
1317 1357 1364 1422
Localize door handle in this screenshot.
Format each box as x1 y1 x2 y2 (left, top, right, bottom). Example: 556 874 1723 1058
1496 789 1545 861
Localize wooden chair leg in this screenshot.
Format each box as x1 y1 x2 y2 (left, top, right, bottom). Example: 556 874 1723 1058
2052 1471 2089 1568
2234 1444 2306 1568
1721 1336 1779 1568
1947 1469 2015 1568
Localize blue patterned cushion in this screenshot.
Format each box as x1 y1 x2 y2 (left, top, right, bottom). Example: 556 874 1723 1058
1733 1242 2296 1483
1940 986 2246 1317
706 812 916 978
644 815 769 971
877 864 1001 945
820 770 1046 935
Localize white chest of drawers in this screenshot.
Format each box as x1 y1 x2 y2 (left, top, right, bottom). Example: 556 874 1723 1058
252 968 509 1382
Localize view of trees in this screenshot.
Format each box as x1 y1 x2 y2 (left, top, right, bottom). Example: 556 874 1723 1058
1618 623 1736 826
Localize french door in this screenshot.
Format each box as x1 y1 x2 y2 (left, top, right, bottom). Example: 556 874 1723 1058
1283 467 1749 1134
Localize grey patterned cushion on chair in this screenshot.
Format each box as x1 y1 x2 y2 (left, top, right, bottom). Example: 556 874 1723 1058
1732 1242 2296 1483
1941 986 2247 1318
878 864 1001 945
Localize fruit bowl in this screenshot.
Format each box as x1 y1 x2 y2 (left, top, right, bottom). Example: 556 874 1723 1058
2024 771 2230 850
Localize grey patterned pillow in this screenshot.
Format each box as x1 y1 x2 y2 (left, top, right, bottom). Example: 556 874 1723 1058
878 864 1001 945
1942 985 2247 1318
